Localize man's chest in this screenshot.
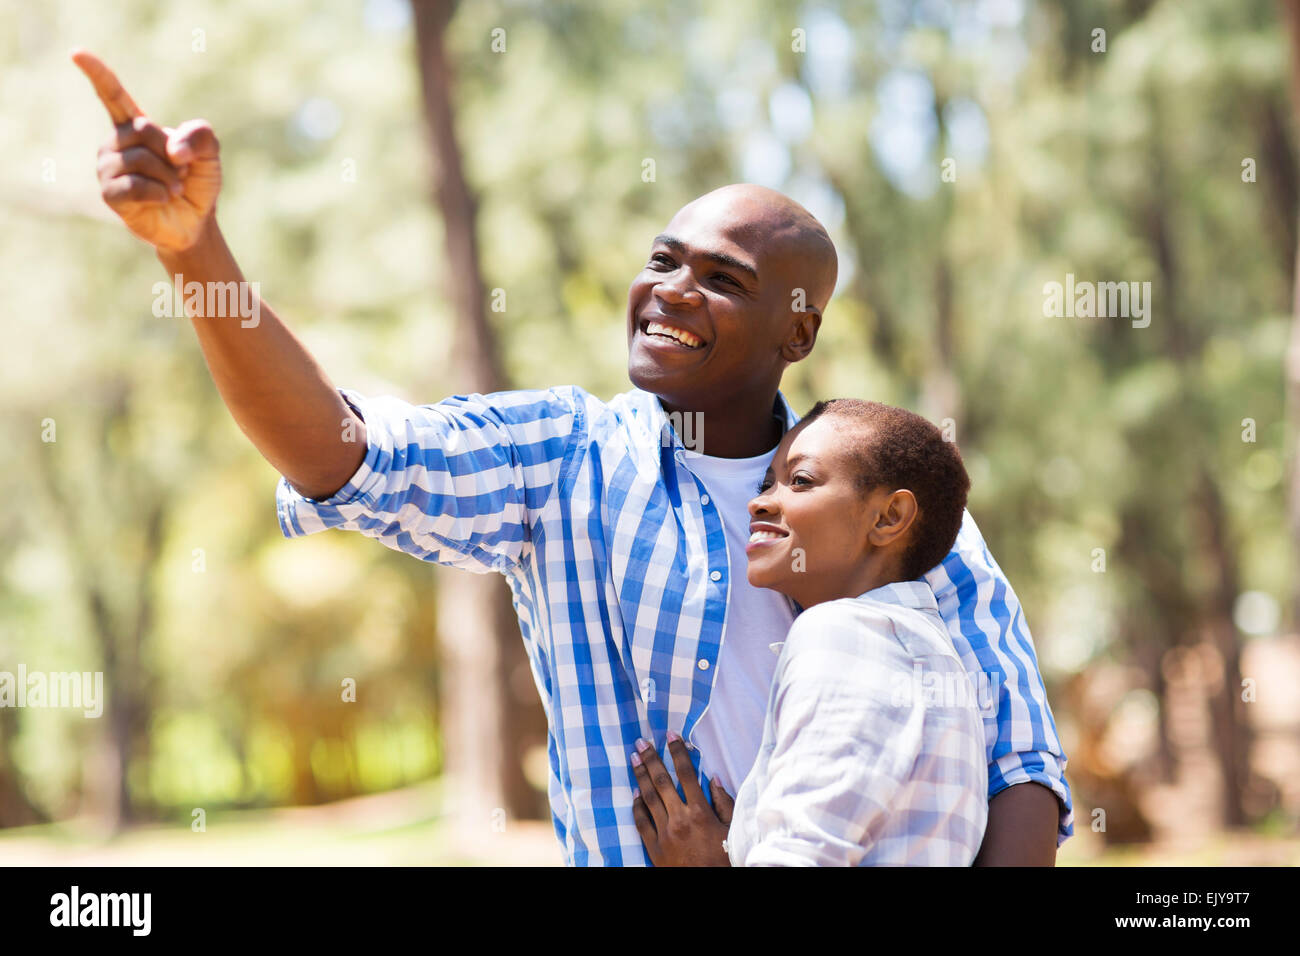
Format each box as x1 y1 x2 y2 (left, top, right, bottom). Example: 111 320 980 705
537 443 786 697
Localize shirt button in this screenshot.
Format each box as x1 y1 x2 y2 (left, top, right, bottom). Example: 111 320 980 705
709 570 722 581
697 659 710 671
700 494 710 506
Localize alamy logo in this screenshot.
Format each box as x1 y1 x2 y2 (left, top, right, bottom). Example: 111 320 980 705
1043 273 1151 328
50 886 151 936
0 665 102 718
889 662 998 716
663 409 704 452
152 275 261 327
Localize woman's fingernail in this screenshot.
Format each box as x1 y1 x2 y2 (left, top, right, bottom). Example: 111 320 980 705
667 730 681 743
631 751 642 767
635 738 649 753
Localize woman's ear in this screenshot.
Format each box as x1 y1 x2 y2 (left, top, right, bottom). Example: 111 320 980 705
866 489 918 548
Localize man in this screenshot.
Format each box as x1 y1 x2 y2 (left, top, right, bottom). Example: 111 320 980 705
73 49 1071 866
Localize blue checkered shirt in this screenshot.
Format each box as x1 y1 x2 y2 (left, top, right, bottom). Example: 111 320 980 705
275 385 1073 865
726 581 988 866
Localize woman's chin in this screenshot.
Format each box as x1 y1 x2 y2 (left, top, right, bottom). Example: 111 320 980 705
746 559 786 594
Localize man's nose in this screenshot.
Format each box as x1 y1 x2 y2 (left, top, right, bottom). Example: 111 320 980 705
654 269 703 308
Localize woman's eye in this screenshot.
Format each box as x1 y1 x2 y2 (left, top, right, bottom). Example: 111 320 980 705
792 474 813 486
756 478 772 493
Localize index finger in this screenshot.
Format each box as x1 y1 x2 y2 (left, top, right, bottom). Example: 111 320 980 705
637 741 685 808
70 49 143 125
665 734 706 803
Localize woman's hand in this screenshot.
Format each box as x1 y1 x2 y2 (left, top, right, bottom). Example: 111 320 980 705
631 732 735 867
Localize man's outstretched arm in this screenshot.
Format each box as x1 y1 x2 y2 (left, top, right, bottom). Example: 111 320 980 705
72 50 363 500
973 782 1061 866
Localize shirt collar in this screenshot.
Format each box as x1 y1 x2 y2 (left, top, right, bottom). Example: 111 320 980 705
628 388 799 452
855 580 940 614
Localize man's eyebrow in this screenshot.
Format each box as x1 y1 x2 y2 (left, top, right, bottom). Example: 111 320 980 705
652 234 759 282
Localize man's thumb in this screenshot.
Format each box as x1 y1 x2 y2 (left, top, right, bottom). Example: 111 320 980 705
166 119 220 165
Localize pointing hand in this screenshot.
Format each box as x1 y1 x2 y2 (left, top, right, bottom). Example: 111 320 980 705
72 49 222 253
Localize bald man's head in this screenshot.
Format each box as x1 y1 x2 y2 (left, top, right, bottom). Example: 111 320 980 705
677 184 838 312
626 184 837 416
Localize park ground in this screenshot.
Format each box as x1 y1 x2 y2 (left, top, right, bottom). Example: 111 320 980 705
0 780 1295 866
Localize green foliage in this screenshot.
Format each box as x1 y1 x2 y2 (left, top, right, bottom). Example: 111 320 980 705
0 0 1293 837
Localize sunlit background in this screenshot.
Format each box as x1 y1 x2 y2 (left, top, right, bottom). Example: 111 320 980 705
1 0 1298 865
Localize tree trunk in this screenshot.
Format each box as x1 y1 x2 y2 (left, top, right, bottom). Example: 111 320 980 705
25 387 171 831
1193 469 1249 826
1141 82 1252 828
920 256 961 426
0 708 43 827
1280 0 1300 628
411 0 548 826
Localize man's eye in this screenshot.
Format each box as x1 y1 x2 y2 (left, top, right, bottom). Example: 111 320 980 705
649 254 674 269
712 273 737 288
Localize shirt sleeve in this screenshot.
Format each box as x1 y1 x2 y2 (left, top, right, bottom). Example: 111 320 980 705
741 604 986 867
924 510 1075 845
275 386 584 574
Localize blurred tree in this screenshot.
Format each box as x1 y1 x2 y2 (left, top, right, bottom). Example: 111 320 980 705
411 0 548 823
1281 0 1300 626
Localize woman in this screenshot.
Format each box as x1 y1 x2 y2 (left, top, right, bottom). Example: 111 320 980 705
630 399 988 865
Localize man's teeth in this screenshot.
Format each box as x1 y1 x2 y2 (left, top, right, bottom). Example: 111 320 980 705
748 530 785 543
646 321 702 348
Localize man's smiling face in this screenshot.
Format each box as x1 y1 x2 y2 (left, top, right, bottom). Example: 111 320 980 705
626 185 836 414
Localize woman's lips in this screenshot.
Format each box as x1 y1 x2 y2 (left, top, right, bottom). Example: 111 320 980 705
745 527 788 554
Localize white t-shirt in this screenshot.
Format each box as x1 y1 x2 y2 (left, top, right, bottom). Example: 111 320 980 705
683 446 798 794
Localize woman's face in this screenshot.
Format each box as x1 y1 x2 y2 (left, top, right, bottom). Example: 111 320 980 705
745 416 894 608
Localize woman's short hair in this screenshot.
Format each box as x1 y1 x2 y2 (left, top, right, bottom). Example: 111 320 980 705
801 399 970 580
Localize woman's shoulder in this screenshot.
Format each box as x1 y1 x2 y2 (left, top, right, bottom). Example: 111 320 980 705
785 597 908 662
787 592 955 664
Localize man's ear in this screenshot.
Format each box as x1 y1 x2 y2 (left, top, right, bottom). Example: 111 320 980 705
866 489 918 549
780 308 821 363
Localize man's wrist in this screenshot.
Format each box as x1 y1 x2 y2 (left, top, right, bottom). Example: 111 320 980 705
155 214 223 272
